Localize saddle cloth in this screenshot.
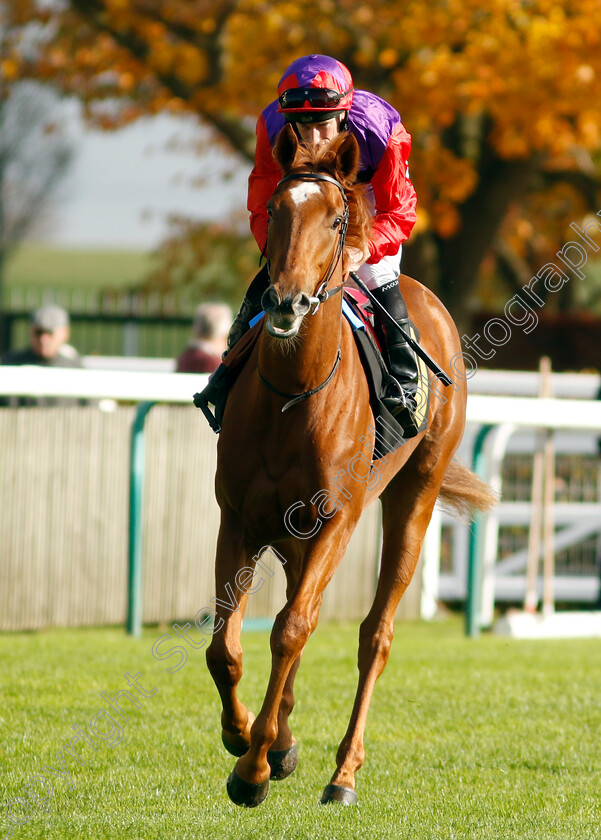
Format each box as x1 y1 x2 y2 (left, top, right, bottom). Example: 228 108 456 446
340 290 430 456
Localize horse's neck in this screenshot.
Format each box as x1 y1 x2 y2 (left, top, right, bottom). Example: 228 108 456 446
258 300 342 394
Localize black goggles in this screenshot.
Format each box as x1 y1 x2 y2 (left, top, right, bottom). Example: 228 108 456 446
278 86 353 110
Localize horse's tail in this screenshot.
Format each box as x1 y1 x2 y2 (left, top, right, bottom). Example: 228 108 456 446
437 459 498 520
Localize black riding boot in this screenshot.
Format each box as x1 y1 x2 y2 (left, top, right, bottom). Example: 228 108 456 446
371 280 421 438
225 263 270 354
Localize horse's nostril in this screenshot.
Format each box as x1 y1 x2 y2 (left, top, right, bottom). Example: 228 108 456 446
261 287 280 313
292 293 311 316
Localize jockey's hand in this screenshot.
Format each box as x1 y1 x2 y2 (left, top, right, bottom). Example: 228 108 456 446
344 246 368 274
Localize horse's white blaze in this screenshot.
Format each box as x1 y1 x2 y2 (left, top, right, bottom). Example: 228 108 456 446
289 181 322 206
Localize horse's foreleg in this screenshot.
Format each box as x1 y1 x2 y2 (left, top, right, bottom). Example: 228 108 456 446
226 522 355 807
227 602 316 804
264 654 302 781
322 489 439 805
205 511 255 757
272 653 301 749
269 562 305 756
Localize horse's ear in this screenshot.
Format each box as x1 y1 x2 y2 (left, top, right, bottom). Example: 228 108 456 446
274 124 299 172
336 133 360 182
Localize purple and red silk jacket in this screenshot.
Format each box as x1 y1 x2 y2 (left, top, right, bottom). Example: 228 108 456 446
247 90 418 264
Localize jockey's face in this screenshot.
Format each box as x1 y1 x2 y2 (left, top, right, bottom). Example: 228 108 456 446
295 115 341 148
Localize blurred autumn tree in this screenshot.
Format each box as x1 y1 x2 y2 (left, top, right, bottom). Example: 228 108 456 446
0 82 73 265
3 0 601 329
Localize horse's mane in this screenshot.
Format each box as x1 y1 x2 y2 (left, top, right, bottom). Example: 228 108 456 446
283 133 372 254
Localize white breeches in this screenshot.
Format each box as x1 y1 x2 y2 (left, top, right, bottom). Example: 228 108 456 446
354 243 403 291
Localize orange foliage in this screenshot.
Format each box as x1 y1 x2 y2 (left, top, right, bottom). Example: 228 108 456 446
3 0 601 255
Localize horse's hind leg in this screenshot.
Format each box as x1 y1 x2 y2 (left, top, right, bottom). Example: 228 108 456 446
321 478 440 805
205 508 256 757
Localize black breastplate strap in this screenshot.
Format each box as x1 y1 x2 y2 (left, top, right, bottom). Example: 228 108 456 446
258 349 342 413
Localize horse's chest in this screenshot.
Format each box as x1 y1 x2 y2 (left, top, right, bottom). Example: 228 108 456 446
222 443 328 513
246 452 321 500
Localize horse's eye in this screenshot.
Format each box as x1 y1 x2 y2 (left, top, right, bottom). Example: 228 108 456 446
331 217 342 230
267 207 273 218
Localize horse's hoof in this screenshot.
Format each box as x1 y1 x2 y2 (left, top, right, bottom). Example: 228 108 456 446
221 730 249 757
267 743 299 780
226 768 269 808
319 783 358 805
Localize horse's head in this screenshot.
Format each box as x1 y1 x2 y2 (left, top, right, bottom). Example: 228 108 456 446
261 125 371 340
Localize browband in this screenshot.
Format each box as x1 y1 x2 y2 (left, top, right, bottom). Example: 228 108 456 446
277 171 348 203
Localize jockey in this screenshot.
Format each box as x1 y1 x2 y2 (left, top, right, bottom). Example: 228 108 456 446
229 54 420 435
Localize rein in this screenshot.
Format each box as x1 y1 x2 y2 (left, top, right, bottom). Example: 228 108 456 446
260 170 349 412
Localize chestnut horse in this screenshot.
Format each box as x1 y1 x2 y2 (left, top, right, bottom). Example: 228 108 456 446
205 125 495 807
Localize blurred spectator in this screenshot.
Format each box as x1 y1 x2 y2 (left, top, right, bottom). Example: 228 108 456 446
2 305 82 368
1 304 83 406
176 302 232 373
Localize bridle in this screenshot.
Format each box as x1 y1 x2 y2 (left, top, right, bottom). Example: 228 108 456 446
259 170 349 412
276 172 349 313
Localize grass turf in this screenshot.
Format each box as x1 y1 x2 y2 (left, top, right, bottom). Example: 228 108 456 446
5 247 154 291
1 617 600 839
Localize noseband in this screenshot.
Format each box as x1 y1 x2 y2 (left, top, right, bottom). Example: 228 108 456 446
260 171 349 412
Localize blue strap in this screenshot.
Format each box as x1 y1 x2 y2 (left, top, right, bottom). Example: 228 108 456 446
342 298 366 331
250 302 364 331
249 311 265 328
